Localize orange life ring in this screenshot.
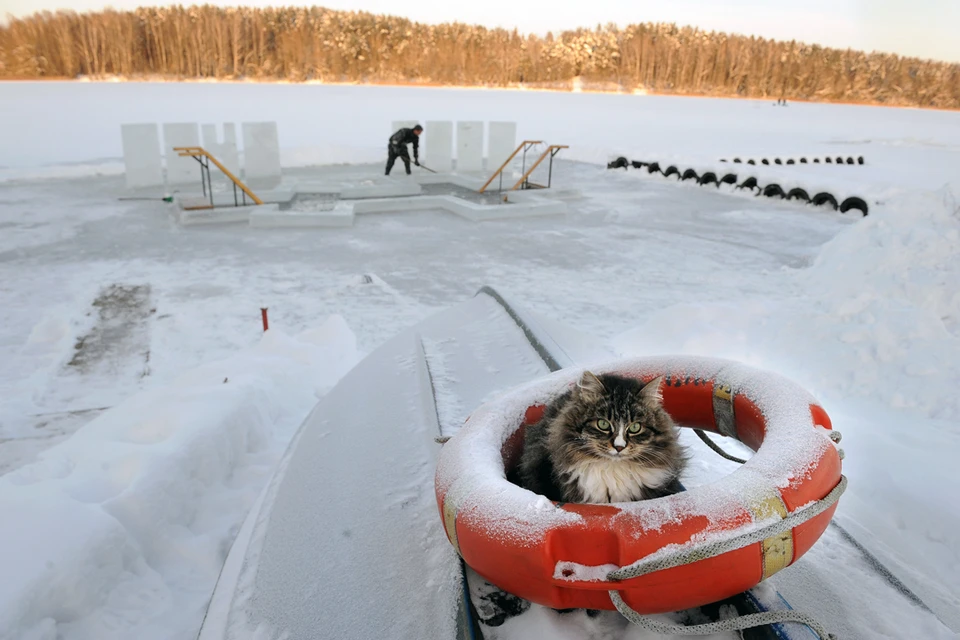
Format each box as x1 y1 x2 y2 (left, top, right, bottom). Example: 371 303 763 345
434 357 843 614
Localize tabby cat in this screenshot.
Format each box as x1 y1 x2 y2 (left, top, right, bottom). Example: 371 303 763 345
471 371 688 629
517 370 686 504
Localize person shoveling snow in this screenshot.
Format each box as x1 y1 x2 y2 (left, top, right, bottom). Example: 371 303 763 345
385 124 422 176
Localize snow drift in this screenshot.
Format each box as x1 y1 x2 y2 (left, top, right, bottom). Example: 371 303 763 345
616 188 960 419
0 318 360 640
614 188 960 628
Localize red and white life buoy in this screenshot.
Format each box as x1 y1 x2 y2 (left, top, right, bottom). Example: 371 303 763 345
435 356 843 614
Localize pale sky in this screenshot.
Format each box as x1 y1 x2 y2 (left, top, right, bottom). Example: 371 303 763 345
2 0 958 63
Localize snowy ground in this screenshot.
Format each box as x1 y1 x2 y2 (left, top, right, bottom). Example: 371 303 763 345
1 82 959 640
0 161 857 474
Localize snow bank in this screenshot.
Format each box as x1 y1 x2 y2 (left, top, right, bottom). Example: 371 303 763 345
806 189 960 337
799 189 960 414
617 188 960 419
0 317 359 640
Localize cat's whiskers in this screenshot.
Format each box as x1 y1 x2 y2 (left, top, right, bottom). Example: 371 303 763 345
634 449 674 468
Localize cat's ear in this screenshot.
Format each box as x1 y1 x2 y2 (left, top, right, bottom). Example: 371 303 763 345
577 370 605 401
640 376 665 407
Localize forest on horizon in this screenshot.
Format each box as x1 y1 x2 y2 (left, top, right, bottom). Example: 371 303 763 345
1 5 958 109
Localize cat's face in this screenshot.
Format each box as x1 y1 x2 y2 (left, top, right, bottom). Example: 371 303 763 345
564 372 675 463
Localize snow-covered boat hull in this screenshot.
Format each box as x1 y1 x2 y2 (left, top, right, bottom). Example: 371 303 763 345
197 291 561 639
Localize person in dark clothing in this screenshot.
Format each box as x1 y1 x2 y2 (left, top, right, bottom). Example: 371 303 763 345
386 124 422 175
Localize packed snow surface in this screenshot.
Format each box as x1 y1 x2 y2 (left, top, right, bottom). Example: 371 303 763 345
1 82 958 639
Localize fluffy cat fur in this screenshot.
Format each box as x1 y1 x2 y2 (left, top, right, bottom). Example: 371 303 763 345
517 371 686 504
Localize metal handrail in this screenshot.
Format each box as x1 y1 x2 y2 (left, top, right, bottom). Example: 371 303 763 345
478 140 543 193
173 146 264 206
510 145 568 191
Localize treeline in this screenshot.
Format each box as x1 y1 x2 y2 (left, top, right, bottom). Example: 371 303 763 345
2 5 959 108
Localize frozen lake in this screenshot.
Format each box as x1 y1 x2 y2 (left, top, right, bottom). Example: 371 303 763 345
2 82 960 192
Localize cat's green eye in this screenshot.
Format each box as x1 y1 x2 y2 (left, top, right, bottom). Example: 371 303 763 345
596 419 612 432
627 422 643 434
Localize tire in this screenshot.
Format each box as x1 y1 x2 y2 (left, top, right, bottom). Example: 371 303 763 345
738 176 759 190
647 162 661 174
840 196 869 216
663 165 681 179
720 173 738 185
762 184 785 198
812 192 839 210
786 187 810 202
698 171 719 186
681 168 699 181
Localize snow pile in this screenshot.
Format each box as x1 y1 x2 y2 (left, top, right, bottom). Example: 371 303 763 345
798 190 960 619
0 317 359 640
803 190 958 411
796 189 960 417
613 189 960 627
808 191 959 328
616 189 960 420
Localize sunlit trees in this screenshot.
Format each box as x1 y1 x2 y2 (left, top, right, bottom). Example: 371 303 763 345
1 5 957 108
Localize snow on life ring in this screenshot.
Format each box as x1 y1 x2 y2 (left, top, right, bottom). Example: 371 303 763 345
434 356 843 614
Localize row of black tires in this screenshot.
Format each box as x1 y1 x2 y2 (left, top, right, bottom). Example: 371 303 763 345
720 156 866 166
607 157 869 216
